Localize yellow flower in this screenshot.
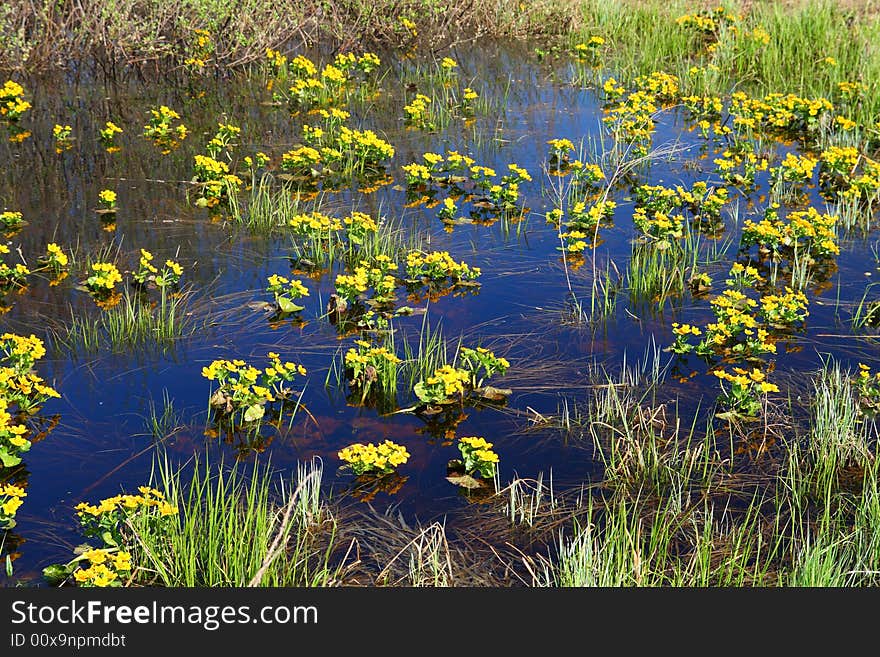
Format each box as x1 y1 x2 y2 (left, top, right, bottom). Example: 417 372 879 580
82 548 109 565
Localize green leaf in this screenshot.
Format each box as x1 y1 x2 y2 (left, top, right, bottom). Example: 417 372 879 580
413 382 431 403
474 386 512 401
42 564 72 586
244 404 265 423
445 473 485 489
715 410 760 423
0 449 22 468
277 296 305 313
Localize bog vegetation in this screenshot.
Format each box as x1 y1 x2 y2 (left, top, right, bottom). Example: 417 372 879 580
2 0 880 587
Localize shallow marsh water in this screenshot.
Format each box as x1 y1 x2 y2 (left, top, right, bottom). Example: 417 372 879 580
1 38 878 584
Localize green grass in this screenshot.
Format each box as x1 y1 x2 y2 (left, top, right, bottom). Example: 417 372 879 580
57 286 196 355
514 355 879 586
231 172 316 232
563 258 622 329
500 472 560 529
340 212 417 271
129 453 345 586
325 327 401 413
574 1 880 126
375 521 454 586
144 389 186 441
5 0 880 130
399 313 459 400
852 282 880 330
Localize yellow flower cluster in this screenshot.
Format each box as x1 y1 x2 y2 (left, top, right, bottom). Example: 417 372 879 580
682 94 724 118
338 126 395 160
265 352 308 378
676 12 719 32
776 152 818 184
404 94 434 130
547 138 575 155
570 200 615 227
743 205 839 258
506 163 531 183
425 364 470 397
75 487 177 518
406 250 481 282
633 71 679 102
569 160 605 185
201 358 257 381
53 124 73 152
602 89 658 154
73 549 132 587
203 352 306 421
633 207 685 242
0 369 59 403
0 211 23 228
821 145 859 173
288 77 324 104
335 268 370 299
165 260 183 277
46 243 69 268
748 26 771 45
338 440 410 475
345 341 401 369
457 436 500 477
402 162 432 185
819 146 880 202
602 77 626 99
837 81 866 99
671 323 701 336
99 120 122 149
560 229 589 253
0 80 31 122
759 288 809 325
193 154 230 178
265 47 287 71
1 482 26 520
335 256 399 304
143 105 188 153
707 291 767 351
573 36 604 62
713 367 779 393
400 17 417 34
267 274 309 297
85 262 123 293
459 436 499 463
0 397 30 453
0 243 29 286
0 334 59 423
98 189 116 207
343 211 379 236
290 55 318 78
282 146 322 172
854 364 880 413
713 148 769 186
726 262 764 287
1 332 46 363
729 91 833 135
289 211 342 236
320 63 347 86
